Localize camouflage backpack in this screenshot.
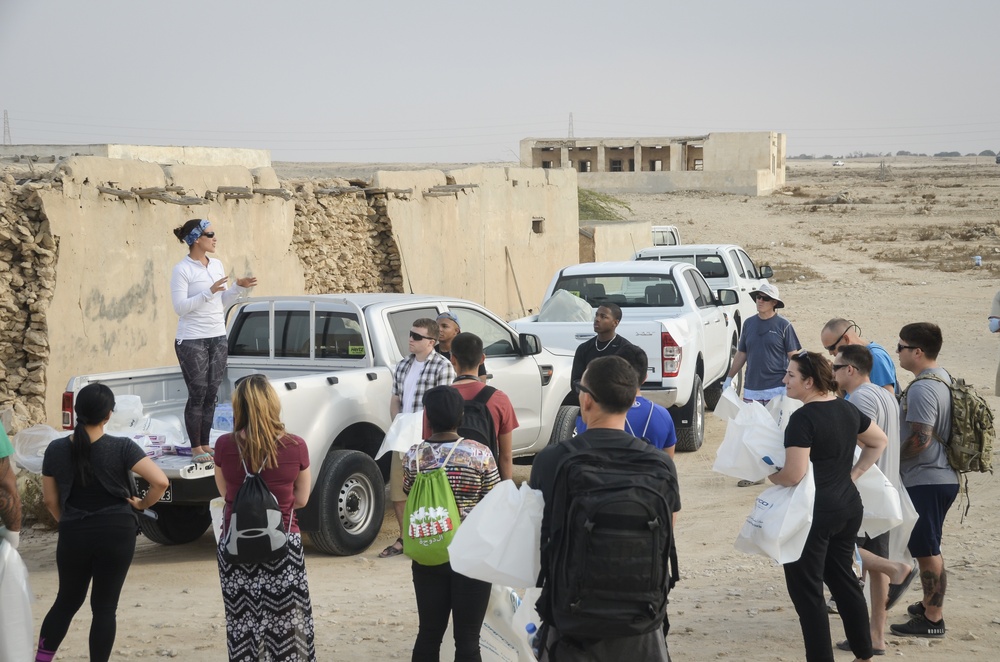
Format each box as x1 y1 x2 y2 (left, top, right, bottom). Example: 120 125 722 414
903 373 995 474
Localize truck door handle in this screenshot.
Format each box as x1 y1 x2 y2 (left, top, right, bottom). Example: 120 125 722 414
574 333 594 340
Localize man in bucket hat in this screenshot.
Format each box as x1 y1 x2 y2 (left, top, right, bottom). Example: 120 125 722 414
722 283 802 486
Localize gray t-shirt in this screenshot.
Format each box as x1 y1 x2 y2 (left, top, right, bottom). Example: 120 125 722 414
900 367 958 487
850 382 901 476
42 434 147 522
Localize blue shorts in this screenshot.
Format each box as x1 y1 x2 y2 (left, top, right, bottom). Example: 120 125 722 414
905 483 959 557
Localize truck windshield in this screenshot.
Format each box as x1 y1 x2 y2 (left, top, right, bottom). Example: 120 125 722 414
638 253 728 280
553 274 682 308
229 310 366 359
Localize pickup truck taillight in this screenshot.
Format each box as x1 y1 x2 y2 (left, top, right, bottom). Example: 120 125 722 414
62 391 74 429
661 332 681 377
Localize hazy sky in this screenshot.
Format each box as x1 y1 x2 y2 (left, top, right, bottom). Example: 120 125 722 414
2 1 997 163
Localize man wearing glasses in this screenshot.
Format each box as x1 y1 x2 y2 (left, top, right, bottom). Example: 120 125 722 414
832 345 916 654
380 318 457 558
821 318 898 396
722 283 801 486
889 323 957 638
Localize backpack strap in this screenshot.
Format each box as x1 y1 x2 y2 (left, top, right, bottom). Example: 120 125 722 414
415 438 463 473
472 385 497 405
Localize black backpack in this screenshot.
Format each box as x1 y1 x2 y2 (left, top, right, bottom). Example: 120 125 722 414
537 435 679 639
456 385 499 462
221 460 289 565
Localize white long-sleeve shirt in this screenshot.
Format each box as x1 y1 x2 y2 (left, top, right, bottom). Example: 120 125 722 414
170 255 245 340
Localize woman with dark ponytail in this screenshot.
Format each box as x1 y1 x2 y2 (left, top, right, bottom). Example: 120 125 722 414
170 218 258 464
37 384 169 662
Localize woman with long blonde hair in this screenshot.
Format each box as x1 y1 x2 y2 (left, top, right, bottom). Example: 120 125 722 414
214 374 315 661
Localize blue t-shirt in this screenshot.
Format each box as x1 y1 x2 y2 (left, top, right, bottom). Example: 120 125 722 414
867 341 899 395
738 314 800 391
575 396 677 450
0 426 13 460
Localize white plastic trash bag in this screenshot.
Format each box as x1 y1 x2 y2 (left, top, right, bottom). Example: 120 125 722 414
856 462 903 538
441 584 535 662
0 539 34 662
537 288 593 323
449 480 543 588
735 463 816 564
765 395 802 432
210 497 227 544
713 401 784 482
11 424 63 474
375 412 423 460
889 486 920 564
712 386 743 421
106 394 145 433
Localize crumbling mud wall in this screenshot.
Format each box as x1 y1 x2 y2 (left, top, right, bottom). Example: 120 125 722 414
0 173 58 429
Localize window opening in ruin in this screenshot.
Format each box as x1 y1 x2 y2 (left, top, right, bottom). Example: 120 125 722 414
532 217 545 234
610 160 623 172
541 161 552 169
629 159 635 172
650 160 662 172
579 161 592 173
694 159 703 171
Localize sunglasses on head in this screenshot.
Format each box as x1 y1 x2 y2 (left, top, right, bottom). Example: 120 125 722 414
201 231 216 239
824 322 859 352
409 331 436 342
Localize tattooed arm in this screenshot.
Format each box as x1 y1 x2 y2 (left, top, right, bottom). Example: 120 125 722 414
901 422 935 460
0 456 22 531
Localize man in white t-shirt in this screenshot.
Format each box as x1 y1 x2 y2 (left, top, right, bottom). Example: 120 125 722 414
380 318 455 558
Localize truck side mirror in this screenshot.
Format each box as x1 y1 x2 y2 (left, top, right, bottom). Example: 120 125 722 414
759 266 774 279
519 333 542 356
716 289 739 306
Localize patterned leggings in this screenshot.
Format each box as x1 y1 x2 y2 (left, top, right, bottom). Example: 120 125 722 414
218 533 316 661
175 335 228 446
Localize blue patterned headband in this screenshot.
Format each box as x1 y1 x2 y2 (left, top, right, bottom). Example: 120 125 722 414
184 220 211 246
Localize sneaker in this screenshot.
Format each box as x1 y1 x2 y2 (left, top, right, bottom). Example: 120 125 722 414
890 614 945 638
907 601 925 617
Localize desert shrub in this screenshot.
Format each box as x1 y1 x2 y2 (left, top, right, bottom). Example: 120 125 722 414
578 189 632 221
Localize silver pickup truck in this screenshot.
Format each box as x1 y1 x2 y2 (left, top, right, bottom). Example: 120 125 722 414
62 294 574 556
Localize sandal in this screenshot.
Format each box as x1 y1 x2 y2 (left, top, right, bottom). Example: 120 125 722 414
378 538 404 558
737 479 765 487
191 452 214 465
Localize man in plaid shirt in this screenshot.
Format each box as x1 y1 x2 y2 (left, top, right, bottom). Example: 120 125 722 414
380 317 456 558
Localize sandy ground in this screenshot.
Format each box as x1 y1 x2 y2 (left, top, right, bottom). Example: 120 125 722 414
17 156 1000 660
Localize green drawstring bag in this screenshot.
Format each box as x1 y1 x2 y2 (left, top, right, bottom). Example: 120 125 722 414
403 440 463 566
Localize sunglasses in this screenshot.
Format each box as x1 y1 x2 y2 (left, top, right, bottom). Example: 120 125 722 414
754 295 773 302
201 231 216 239
409 331 436 342
831 363 850 372
897 343 919 353
824 322 859 352
574 382 600 402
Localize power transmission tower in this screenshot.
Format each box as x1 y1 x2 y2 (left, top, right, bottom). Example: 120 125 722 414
567 112 574 138
2 110 11 145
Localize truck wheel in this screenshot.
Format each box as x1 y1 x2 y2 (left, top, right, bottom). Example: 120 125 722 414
705 334 740 410
138 504 212 545
310 449 385 556
549 405 579 446
674 375 705 453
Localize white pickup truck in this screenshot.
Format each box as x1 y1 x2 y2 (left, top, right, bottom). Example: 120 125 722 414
510 261 739 452
62 294 575 556
633 244 774 337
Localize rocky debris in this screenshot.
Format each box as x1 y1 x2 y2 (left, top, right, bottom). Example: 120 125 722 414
808 190 852 205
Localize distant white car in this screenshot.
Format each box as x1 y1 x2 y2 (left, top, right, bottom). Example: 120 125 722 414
833 160 846 167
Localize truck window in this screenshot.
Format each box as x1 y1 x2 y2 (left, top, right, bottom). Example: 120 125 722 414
695 255 728 279
229 310 366 359
387 307 440 357
450 306 518 357
683 271 707 308
313 311 366 359
651 229 677 246
553 273 682 308
737 250 759 279
727 249 746 278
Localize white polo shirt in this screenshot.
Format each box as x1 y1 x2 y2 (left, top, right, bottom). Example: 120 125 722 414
170 255 245 340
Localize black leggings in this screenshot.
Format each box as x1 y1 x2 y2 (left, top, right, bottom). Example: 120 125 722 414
175 335 228 446
37 515 137 662
410 561 491 662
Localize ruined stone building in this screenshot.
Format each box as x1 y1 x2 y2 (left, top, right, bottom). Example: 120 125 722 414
520 131 785 196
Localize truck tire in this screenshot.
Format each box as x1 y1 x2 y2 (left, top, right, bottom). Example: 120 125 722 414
674 375 705 453
549 405 579 446
705 334 741 410
138 504 212 545
309 449 385 556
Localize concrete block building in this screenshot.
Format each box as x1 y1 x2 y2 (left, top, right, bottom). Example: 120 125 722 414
519 131 785 196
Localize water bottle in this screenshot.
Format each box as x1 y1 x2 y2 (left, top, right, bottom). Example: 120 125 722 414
525 623 541 659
